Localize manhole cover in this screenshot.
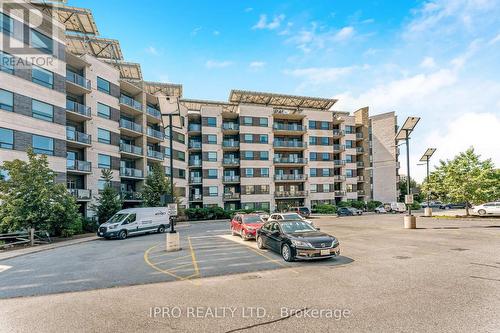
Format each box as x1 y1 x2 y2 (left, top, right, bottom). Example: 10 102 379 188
450 248 469 251
393 256 411 259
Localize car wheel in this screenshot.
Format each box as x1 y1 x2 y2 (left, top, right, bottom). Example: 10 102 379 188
281 244 294 262
231 227 237 236
478 209 486 216
445 206 450 210
241 230 249 241
157 225 165 233
118 230 127 240
257 236 265 249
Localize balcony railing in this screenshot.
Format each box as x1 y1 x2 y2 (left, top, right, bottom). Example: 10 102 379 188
223 175 240 182
121 191 142 201
188 123 201 132
334 190 346 196
120 95 143 111
332 129 344 136
273 157 307 164
120 167 144 178
67 160 91 172
66 71 91 90
357 161 365 167
357 175 365 181
223 158 240 166
275 190 307 198
120 119 143 133
222 140 240 148
356 132 363 139
356 147 364 153
222 123 239 131
334 175 346 181
273 141 306 148
120 143 143 155
188 141 202 149
147 150 164 160
333 144 345 152
334 160 346 166
68 189 92 200
188 159 202 167
274 174 307 181
190 194 203 201
223 192 241 200
66 128 91 145
273 123 306 131
189 176 202 183
147 127 164 140
146 106 161 119
66 100 91 117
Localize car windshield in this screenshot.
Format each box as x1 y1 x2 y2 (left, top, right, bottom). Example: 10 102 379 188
280 221 316 233
243 215 263 223
299 207 309 213
107 213 128 224
282 213 303 220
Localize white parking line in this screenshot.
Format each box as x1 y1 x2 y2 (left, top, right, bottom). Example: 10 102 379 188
0 265 12 273
218 235 259 250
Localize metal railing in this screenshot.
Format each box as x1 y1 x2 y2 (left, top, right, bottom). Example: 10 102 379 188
223 158 240 165
188 123 202 132
223 175 240 182
146 106 161 119
275 190 307 198
120 143 143 155
334 190 346 196
273 157 307 164
66 100 91 117
223 192 241 200
334 175 346 181
273 141 306 148
357 161 365 167
147 150 164 160
222 123 239 131
120 95 143 111
121 191 143 201
66 70 91 90
188 159 202 167
273 123 306 131
334 160 346 166
274 174 307 181
356 147 364 153
66 128 91 145
357 175 365 181
222 140 239 148
120 167 144 178
147 127 164 140
67 160 91 172
189 176 202 183
188 141 202 149
333 144 345 152
68 189 92 200
120 119 143 133
356 132 363 139
332 129 344 136
190 194 203 201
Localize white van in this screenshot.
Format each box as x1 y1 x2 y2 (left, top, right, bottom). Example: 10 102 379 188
389 202 407 213
97 207 170 240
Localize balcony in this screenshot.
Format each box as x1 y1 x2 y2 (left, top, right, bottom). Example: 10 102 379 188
357 189 366 195
223 175 240 183
273 123 306 133
274 174 307 181
120 95 143 112
119 119 143 134
273 141 307 150
334 175 346 181
356 147 364 154
222 123 239 132
275 190 307 198
188 123 201 132
333 144 345 152
189 176 202 184
121 191 143 201
357 161 365 167
357 175 365 182
120 143 143 156
223 192 241 200
188 141 202 149
147 150 163 160
66 100 91 120
223 158 240 166
67 160 91 173
120 167 144 179
189 194 203 201
66 128 91 146
222 140 240 150
147 127 164 141
273 157 307 165
188 159 202 167
334 190 346 196
66 70 91 94
356 132 363 140
332 129 344 137
68 189 92 201
334 160 346 166
146 106 162 120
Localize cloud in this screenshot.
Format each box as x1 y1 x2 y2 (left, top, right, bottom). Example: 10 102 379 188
278 22 293 36
488 33 500 45
284 66 359 84
244 7 253 13
420 56 436 69
145 46 160 56
286 24 355 53
213 30 220 36
205 60 233 69
334 26 355 41
249 61 266 69
191 27 202 36
253 14 285 30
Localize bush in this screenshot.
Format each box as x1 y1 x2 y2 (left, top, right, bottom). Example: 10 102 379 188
410 202 421 210
82 218 99 233
350 200 366 210
185 207 232 220
367 201 382 211
336 201 351 208
314 204 337 214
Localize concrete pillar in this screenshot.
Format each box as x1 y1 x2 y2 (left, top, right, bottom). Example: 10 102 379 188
166 232 181 252
404 215 416 229
424 207 432 217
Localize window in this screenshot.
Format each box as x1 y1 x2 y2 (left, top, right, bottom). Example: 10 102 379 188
242 117 252 125
97 180 107 191
259 151 269 160
345 140 354 149
177 169 186 179
310 152 317 161
173 132 185 144
320 137 329 145
174 150 185 161
32 100 53 122
243 134 253 143
260 168 269 177
207 169 218 179
345 125 354 134
97 103 111 119
308 120 316 129
164 147 171 157
346 169 354 177
310 168 317 177
321 153 329 161
207 134 217 144
0 51 14 74
324 184 331 192
30 29 53 54
206 117 216 127
321 121 330 130
346 155 354 163
32 66 53 89
244 151 253 160
259 135 268 143
322 168 330 177
0 89 13 112
97 77 110 94
98 154 111 169
245 168 254 177
207 152 217 162
32 135 53 155
0 128 14 149
259 117 268 127
310 184 317 193
98 128 111 144
1 13 13 35
208 186 218 196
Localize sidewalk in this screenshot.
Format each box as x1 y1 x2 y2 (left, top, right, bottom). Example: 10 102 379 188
0 235 99 261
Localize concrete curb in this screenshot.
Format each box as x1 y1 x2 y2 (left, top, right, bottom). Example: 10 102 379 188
0 236 99 261
177 219 230 225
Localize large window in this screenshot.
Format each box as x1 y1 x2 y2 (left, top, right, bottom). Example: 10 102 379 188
32 66 54 89
97 103 111 119
97 77 111 94
207 134 217 144
98 154 111 169
32 135 53 155
207 169 218 179
259 134 268 143
206 117 216 127
207 152 217 162
259 118 268 127
245 168 254 177
30 29 53 54
0 89 13 112
0 51 14 74
260 168 269 177
259 151 269 160
97 128 111 144
0 128 14 149
1 13 13 35
32 100 53 122
208 186 218 197
243 134 253 143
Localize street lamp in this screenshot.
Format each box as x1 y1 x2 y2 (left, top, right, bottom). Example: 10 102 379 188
419 148 436 217
395 116 420 229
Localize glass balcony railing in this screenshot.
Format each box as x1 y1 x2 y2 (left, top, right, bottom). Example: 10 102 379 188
332 129 344 136
222 140 239 148
333 144 345 152
188 123 202 132
119 119 143 133
121 191 143 201
66 100 91 117
334 175 346 181
190 194 203 201
223 158 240 165
146 106 161 119
147 150 164 160
222 123 239 131
66 128 91 145
188 159 202 167
357 161 365 167
189 176 202 183
273 157 307 164
334 190 346 196
334 160 346 166
273 141 306 148
273 123 306 131
356 132 363 139
274 174 307 181
120 167 143 178
120 143 143 155
66 70 91 90
275 190 307 198
68 189 92 200
356 147 364 153
147 127 164 140
120 95 143 111
188 141 202 149
223 175 240 182
223 192 241 200
67 160 91 172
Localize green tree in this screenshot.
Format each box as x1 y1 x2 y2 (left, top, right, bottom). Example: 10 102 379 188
91 169 122 223
0 149 82 235
422 148 500 215
141 163 179 207
399 177 423 202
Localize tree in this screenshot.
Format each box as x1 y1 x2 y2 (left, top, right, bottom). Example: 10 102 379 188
91 169 122 223
422 148 500 215
141 163 172 207
0 149 82 235
399 176 423 203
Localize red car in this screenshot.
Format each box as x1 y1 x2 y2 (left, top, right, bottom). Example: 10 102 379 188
230 214 264 240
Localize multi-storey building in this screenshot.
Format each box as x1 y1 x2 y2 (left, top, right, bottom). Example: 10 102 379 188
0 2 398 217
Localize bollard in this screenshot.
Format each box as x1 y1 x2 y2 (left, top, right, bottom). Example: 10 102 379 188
404 215 417 229
30 228 35 246
424 207 433 217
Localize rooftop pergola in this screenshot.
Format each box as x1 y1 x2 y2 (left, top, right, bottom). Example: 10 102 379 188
229 90 337 110
180 99 238 113
144 82 183 98
33 2 99 36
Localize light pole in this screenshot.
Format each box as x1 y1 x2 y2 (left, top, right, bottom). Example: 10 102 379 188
395 116 420 229
419 148 436 217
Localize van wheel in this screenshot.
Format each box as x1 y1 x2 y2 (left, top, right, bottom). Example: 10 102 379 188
478 209 486 216
231 227 237 236
118 230 127 240
158 225 165 233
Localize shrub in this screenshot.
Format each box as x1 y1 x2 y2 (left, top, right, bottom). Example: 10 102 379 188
314 204 337 214
350 200 366 210
82 218 99 233
367 201 382 211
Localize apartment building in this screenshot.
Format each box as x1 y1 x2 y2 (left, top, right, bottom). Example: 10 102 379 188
0 2 398 217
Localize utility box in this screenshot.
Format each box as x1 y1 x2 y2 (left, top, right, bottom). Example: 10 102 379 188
405 194 414 205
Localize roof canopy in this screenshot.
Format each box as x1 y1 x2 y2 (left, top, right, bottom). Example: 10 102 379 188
229 90 337 110
106 61 143 81
33 3 99 36
144 82 183 98
66 35 123 60
180 99 237 113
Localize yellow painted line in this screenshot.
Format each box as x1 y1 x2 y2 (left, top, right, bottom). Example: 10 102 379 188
247 247 299 274
188 237 201 279
152 255 192 266
143 244 194 283
168 262 197 271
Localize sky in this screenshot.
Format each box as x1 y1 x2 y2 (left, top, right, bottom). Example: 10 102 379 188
71 0 500 182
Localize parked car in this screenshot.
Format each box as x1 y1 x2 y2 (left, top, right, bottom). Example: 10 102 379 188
97 207 170 240
348 207 363 215
337 207 354 217
374 205 387 214
439 203 467 210
268 212 314 225
256 220 341 261
290 206 311 218
421 201 442 209
253 211 270 221
471 202 500 216
230 214 265 240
